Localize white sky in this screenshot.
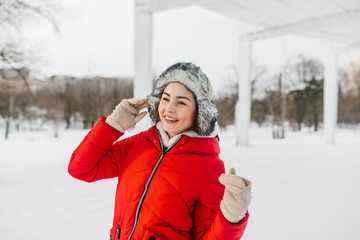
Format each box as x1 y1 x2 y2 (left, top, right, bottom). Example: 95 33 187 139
23 0 360 93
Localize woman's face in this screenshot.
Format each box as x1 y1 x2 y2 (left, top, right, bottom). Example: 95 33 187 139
158 82 197 138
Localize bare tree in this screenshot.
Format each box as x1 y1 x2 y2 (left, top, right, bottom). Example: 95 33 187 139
0 0 59 89
286 57 324 131
338 67 360 127
262 74 282 138
101 77 133 114
287 89 307 131
338 93 360 126
213 94 237 128
0 0 59 138
75 77 133 129
37 88 63 137
252 99 268 127
47 76 79 129
304 76 323 131
214 63 269 128
0 68 34 138
338 68 360 127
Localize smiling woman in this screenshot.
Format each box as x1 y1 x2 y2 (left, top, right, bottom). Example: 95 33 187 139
68 62 252 240
158 82 197 138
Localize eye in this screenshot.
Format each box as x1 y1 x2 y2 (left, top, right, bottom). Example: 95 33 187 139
161 97 169 102
178 101 186 106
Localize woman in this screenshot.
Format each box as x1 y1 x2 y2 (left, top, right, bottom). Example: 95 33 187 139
68 62 252 240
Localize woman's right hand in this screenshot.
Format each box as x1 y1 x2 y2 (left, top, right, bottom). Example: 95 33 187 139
105 98 149 132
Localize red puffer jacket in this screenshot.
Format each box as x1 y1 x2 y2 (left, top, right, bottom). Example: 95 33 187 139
68 117 249 240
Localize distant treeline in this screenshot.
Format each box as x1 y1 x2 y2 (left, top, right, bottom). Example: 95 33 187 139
1 57 360 139
0 73 133 137
214 58 360 136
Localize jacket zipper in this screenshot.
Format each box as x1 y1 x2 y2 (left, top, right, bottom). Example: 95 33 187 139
127 132 182 240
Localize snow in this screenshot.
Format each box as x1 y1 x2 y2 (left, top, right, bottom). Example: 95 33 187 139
1 124 359 239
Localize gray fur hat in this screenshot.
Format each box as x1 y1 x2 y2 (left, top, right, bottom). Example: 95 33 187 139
147 62 219 136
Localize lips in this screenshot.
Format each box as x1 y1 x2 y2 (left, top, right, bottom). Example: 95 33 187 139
164 115 178 122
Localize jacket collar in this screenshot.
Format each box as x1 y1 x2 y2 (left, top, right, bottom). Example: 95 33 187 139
142 122 220 155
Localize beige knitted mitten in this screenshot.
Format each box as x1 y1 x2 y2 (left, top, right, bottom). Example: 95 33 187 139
219 168 252 223
105 98 148 132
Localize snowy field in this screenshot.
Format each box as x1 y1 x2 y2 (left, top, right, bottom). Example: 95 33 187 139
1 124 360 240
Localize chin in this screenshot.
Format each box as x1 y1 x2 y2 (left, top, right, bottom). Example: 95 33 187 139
162 126 180 137
164 128 178 136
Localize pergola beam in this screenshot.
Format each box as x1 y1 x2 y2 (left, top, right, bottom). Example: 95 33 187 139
241 8 360 41
136 0 204 13
330 42 360 54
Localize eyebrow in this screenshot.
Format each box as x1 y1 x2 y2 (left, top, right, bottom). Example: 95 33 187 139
163 92 192 102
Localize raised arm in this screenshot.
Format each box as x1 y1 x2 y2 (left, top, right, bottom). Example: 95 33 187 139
68 98 149 182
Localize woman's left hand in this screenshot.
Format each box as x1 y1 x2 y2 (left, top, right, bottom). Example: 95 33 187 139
218 168 252 223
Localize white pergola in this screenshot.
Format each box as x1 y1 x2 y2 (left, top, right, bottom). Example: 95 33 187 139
133 0 360 145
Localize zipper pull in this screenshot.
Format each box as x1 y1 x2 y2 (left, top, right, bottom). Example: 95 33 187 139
116 225 121 240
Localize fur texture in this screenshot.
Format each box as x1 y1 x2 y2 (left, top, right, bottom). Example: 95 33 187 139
156 122 218 149
147 62 219 136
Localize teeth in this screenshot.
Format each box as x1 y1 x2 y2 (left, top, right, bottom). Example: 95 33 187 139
165 116 177 121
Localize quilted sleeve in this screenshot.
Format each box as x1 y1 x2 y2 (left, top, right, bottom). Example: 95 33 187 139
68 117 125 182
193 158 249 240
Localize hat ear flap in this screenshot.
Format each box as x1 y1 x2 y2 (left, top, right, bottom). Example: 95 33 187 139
196 99 219 136
147 95 161 124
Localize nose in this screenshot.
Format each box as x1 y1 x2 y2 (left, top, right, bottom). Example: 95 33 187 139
165 100 176 112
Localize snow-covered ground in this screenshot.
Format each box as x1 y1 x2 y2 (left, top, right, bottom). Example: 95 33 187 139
1 124 359 240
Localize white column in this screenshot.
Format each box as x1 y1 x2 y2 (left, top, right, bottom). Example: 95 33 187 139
134 3 153 132
323 51 338 144
235 39 252 146
134 8 153 98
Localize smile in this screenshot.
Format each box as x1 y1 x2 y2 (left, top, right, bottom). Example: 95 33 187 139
165 116 178 122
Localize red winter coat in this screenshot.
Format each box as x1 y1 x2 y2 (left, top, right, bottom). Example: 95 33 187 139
68 117 248 240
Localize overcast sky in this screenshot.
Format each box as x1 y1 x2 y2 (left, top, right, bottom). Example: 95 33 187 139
23 0 360 93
